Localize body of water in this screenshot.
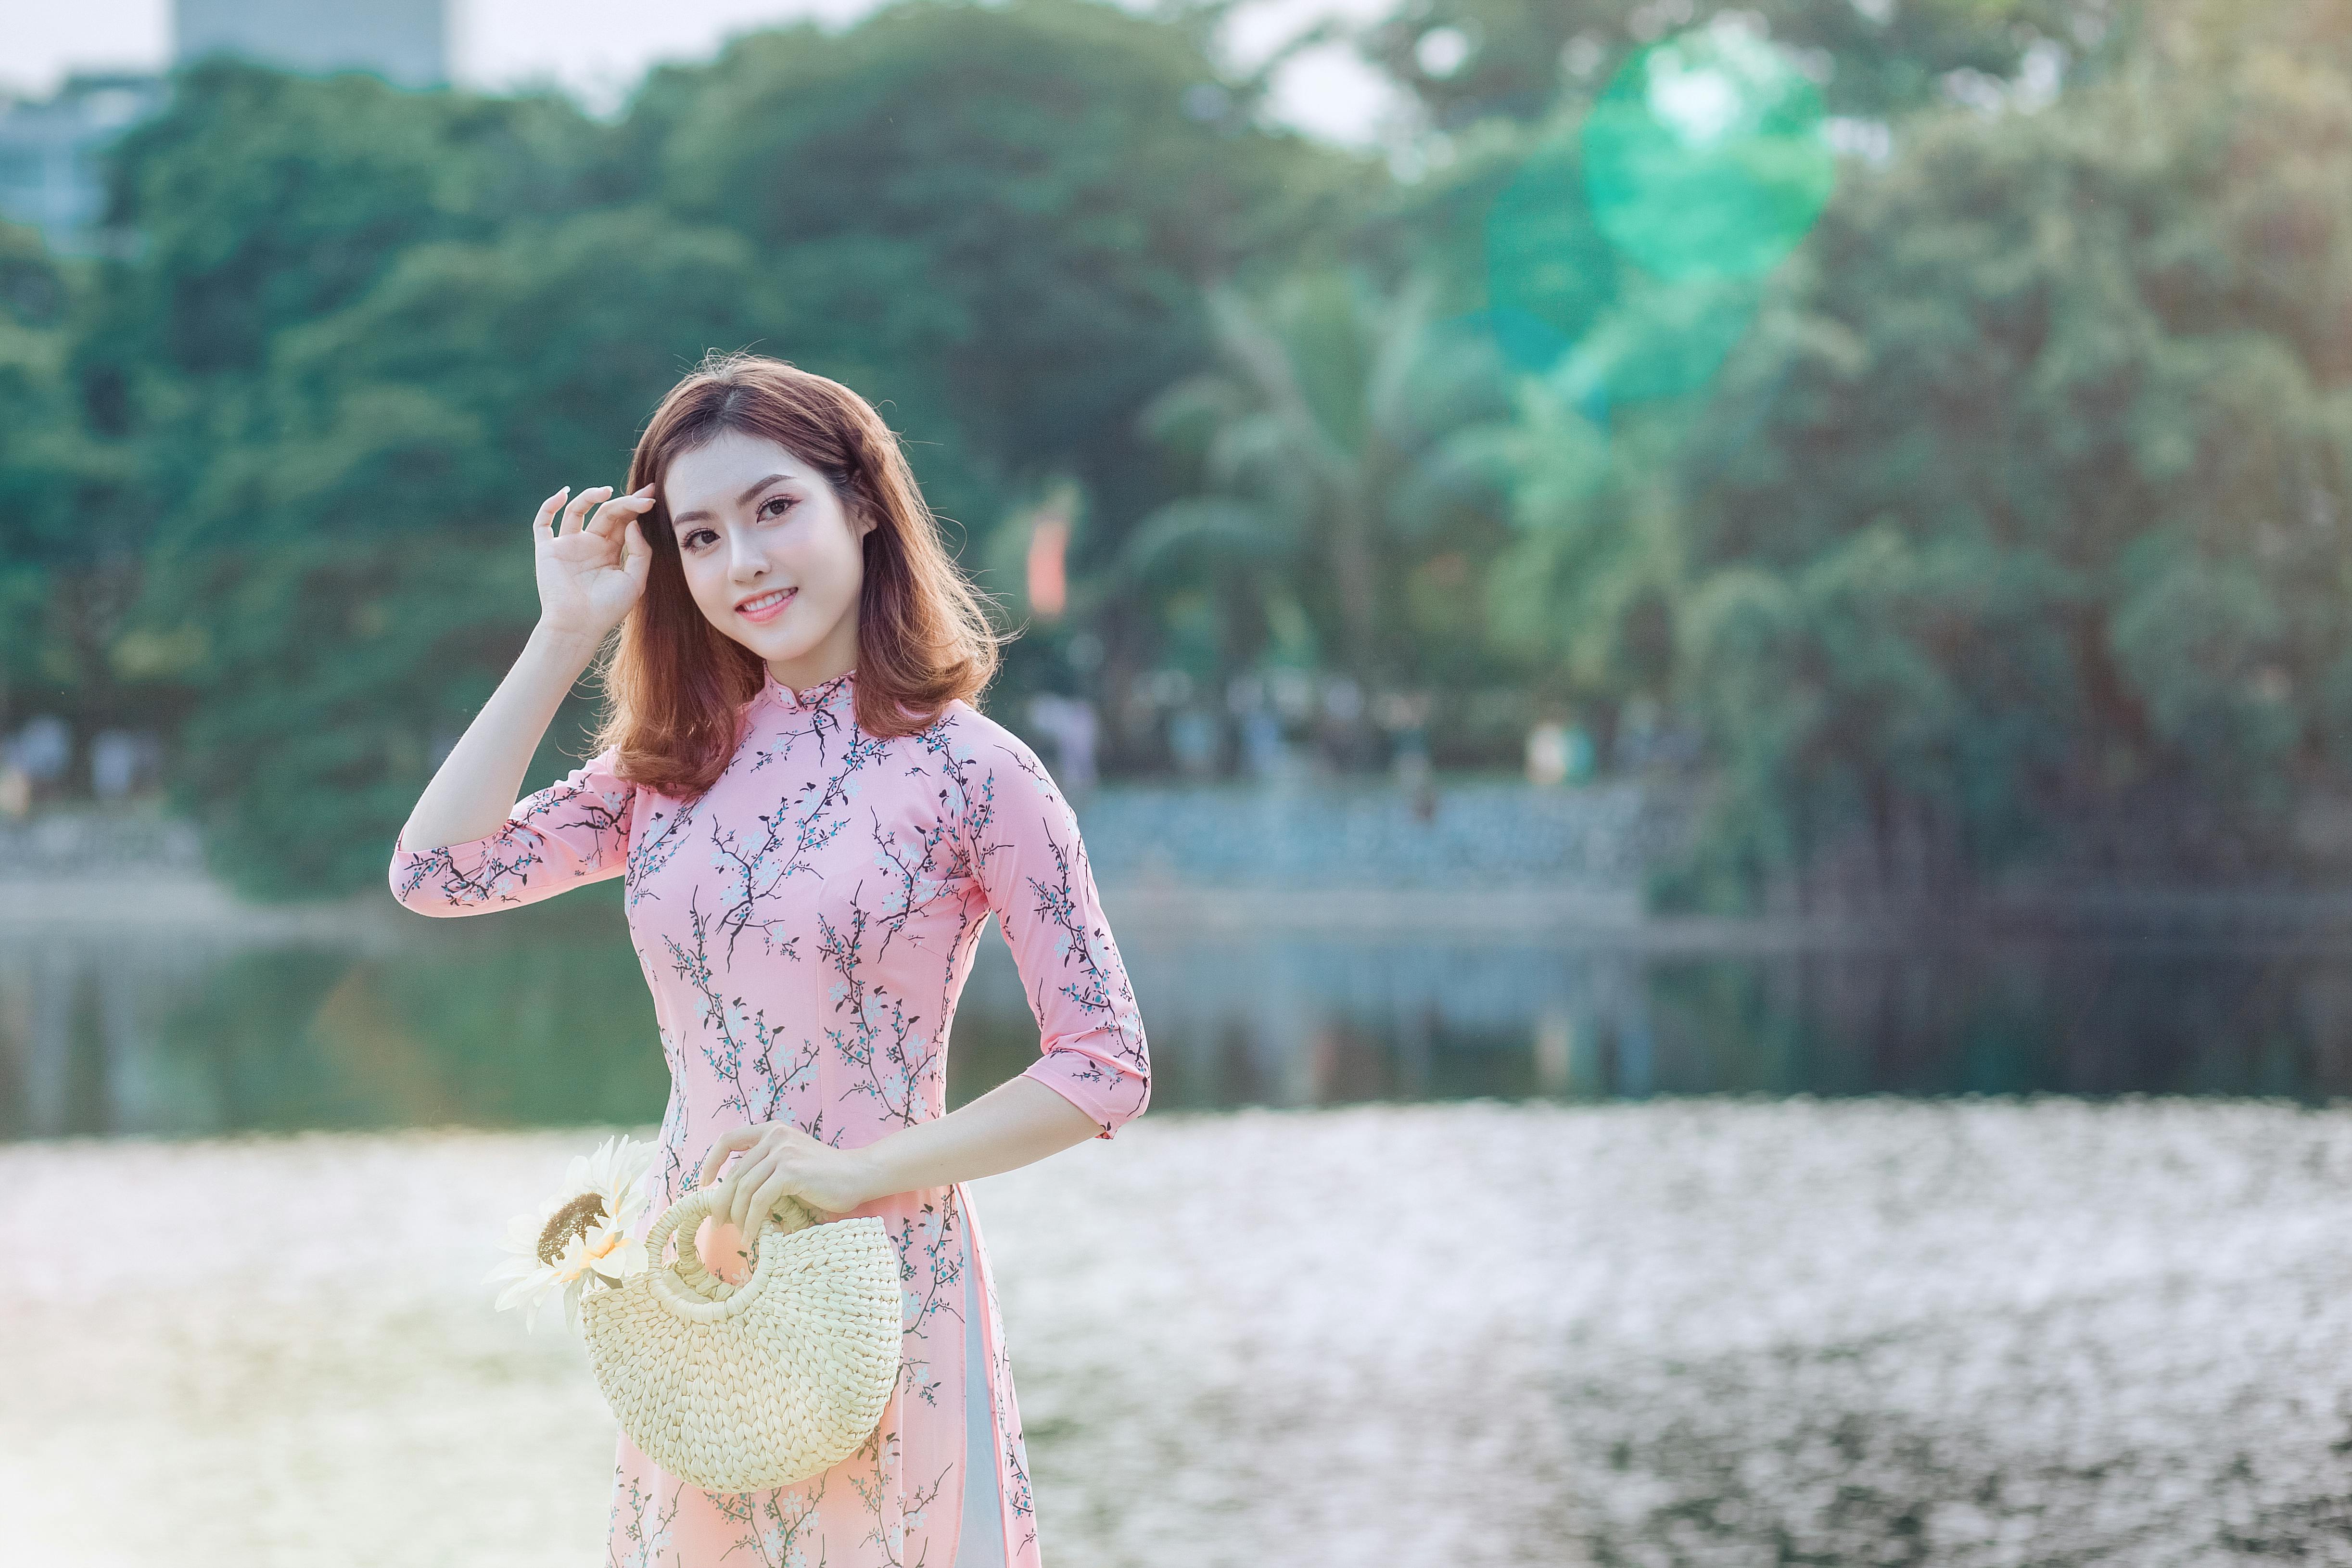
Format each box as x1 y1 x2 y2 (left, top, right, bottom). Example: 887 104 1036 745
3 879 2348 1140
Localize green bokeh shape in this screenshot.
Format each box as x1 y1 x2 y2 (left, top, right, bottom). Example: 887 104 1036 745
1581 27 1836 283
1485 137 1622 372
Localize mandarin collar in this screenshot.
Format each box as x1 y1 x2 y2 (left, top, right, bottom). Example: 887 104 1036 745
763 665 857 714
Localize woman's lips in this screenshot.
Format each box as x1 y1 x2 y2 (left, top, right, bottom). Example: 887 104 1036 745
737 587 796 624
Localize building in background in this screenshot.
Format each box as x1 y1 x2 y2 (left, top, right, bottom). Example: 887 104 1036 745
0 75 165 255
0 0 449 253
175 0 449 89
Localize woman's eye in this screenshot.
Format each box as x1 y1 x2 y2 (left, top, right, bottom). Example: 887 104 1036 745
760 495 795 520
685 528 716 549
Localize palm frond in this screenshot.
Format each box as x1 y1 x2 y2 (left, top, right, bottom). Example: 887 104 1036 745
1119 497 1297 584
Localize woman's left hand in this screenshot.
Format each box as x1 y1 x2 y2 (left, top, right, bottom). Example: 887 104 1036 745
698 1121 874 1238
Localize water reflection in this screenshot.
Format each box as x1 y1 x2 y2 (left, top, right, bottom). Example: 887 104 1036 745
5 897 2352 1139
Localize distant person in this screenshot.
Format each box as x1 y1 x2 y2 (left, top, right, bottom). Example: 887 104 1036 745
387 353 1150 1568
1526 719 1571 787
1026 691 1099 793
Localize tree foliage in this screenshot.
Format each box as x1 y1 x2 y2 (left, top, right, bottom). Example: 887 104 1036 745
16 0 2352 912
1645 25 2352 903
1132 269 1516 689
1363 0 2110 130
14 0 1360 896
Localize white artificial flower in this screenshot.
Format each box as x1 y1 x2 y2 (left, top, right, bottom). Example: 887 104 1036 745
485 1133 661 1335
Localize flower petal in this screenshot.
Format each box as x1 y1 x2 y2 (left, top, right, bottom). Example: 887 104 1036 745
484 1254 537 1286
495 1270 557 1313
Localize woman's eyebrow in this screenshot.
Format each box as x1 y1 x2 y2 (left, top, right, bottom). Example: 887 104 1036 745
670 473 791 526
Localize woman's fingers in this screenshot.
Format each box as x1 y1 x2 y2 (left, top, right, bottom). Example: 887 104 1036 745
698 1137 748 1191
725 1154 777 1232
622 518 651 584
696 1124 759 1188
748 1153 789 1229
559 485 611 537
721 1165 752 1233
586 487 657 544
698 1124 822 1235
747 1166 800 1235
532 487 569 543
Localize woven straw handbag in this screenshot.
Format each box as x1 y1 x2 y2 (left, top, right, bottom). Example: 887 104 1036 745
580 1183 902 1492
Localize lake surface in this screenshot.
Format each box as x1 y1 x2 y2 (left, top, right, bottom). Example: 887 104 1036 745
5 885 2350 1140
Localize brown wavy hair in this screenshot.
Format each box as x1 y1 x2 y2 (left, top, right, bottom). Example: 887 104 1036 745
589 352 1003 797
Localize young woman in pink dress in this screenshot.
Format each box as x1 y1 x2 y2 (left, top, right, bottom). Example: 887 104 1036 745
387 353 1151 1568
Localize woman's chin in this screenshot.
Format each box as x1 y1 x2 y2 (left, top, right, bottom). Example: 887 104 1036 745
719 618 810 660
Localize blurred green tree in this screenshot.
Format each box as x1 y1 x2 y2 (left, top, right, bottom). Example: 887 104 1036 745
1653 34 2352 906
72 64 632 891
74 1 1358 895
1130 268 1517 697
1361 0 2110 131
0 221 121 764
637 0 1372 708
151 217 777 894
29 0 2352 918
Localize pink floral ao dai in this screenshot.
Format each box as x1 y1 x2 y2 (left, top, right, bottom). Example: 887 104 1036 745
390 667 1151 1567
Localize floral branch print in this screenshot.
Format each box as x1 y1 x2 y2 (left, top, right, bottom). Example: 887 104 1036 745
662 891 815 1125
821 889 943 1129
711 1474 829 1568
396 819 548 906
803 693 845 765
848 1421 945 1568
657 1085 691 1206
709 731 889 965
626 797 701 910
392 767 631 912
1021 820 1150 1085
746 725 804 775
1023 824 1110 1017
1005 748 1051 790
1002 1422 1035 1558
865 808 961 966
534 775 632 852
983 1263 1038 1556
609 1471 684 1568
890 1192 966 1408
915 722 1006 885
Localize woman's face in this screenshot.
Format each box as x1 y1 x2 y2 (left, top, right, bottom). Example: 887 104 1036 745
663 428 875 677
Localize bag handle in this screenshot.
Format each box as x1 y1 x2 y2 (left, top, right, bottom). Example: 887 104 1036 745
642 1184 825 1305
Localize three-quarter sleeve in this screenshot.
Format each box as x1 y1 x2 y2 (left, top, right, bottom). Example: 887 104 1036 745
960 727 1151 1139
388 746 636 917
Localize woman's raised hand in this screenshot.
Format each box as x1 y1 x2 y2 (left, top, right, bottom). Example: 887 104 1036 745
532 483 655 643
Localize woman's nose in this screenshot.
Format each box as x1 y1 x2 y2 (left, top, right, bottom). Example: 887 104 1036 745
728 537 771 579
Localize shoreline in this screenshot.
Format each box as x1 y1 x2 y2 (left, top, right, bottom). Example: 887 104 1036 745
25 868 2352 953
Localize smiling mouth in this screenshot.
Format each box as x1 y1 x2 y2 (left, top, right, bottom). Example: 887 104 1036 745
737 587 797 620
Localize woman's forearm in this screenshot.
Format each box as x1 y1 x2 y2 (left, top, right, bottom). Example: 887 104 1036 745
400 619 605 849
847 1073 1105 1205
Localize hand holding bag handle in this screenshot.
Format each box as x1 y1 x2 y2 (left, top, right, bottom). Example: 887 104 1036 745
645 1183 822 1311
582 1181 902 1489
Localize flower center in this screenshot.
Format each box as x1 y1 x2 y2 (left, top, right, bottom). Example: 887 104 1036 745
537 1191 609 1265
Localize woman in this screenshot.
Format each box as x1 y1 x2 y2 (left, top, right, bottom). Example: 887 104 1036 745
388 352 1150 1568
